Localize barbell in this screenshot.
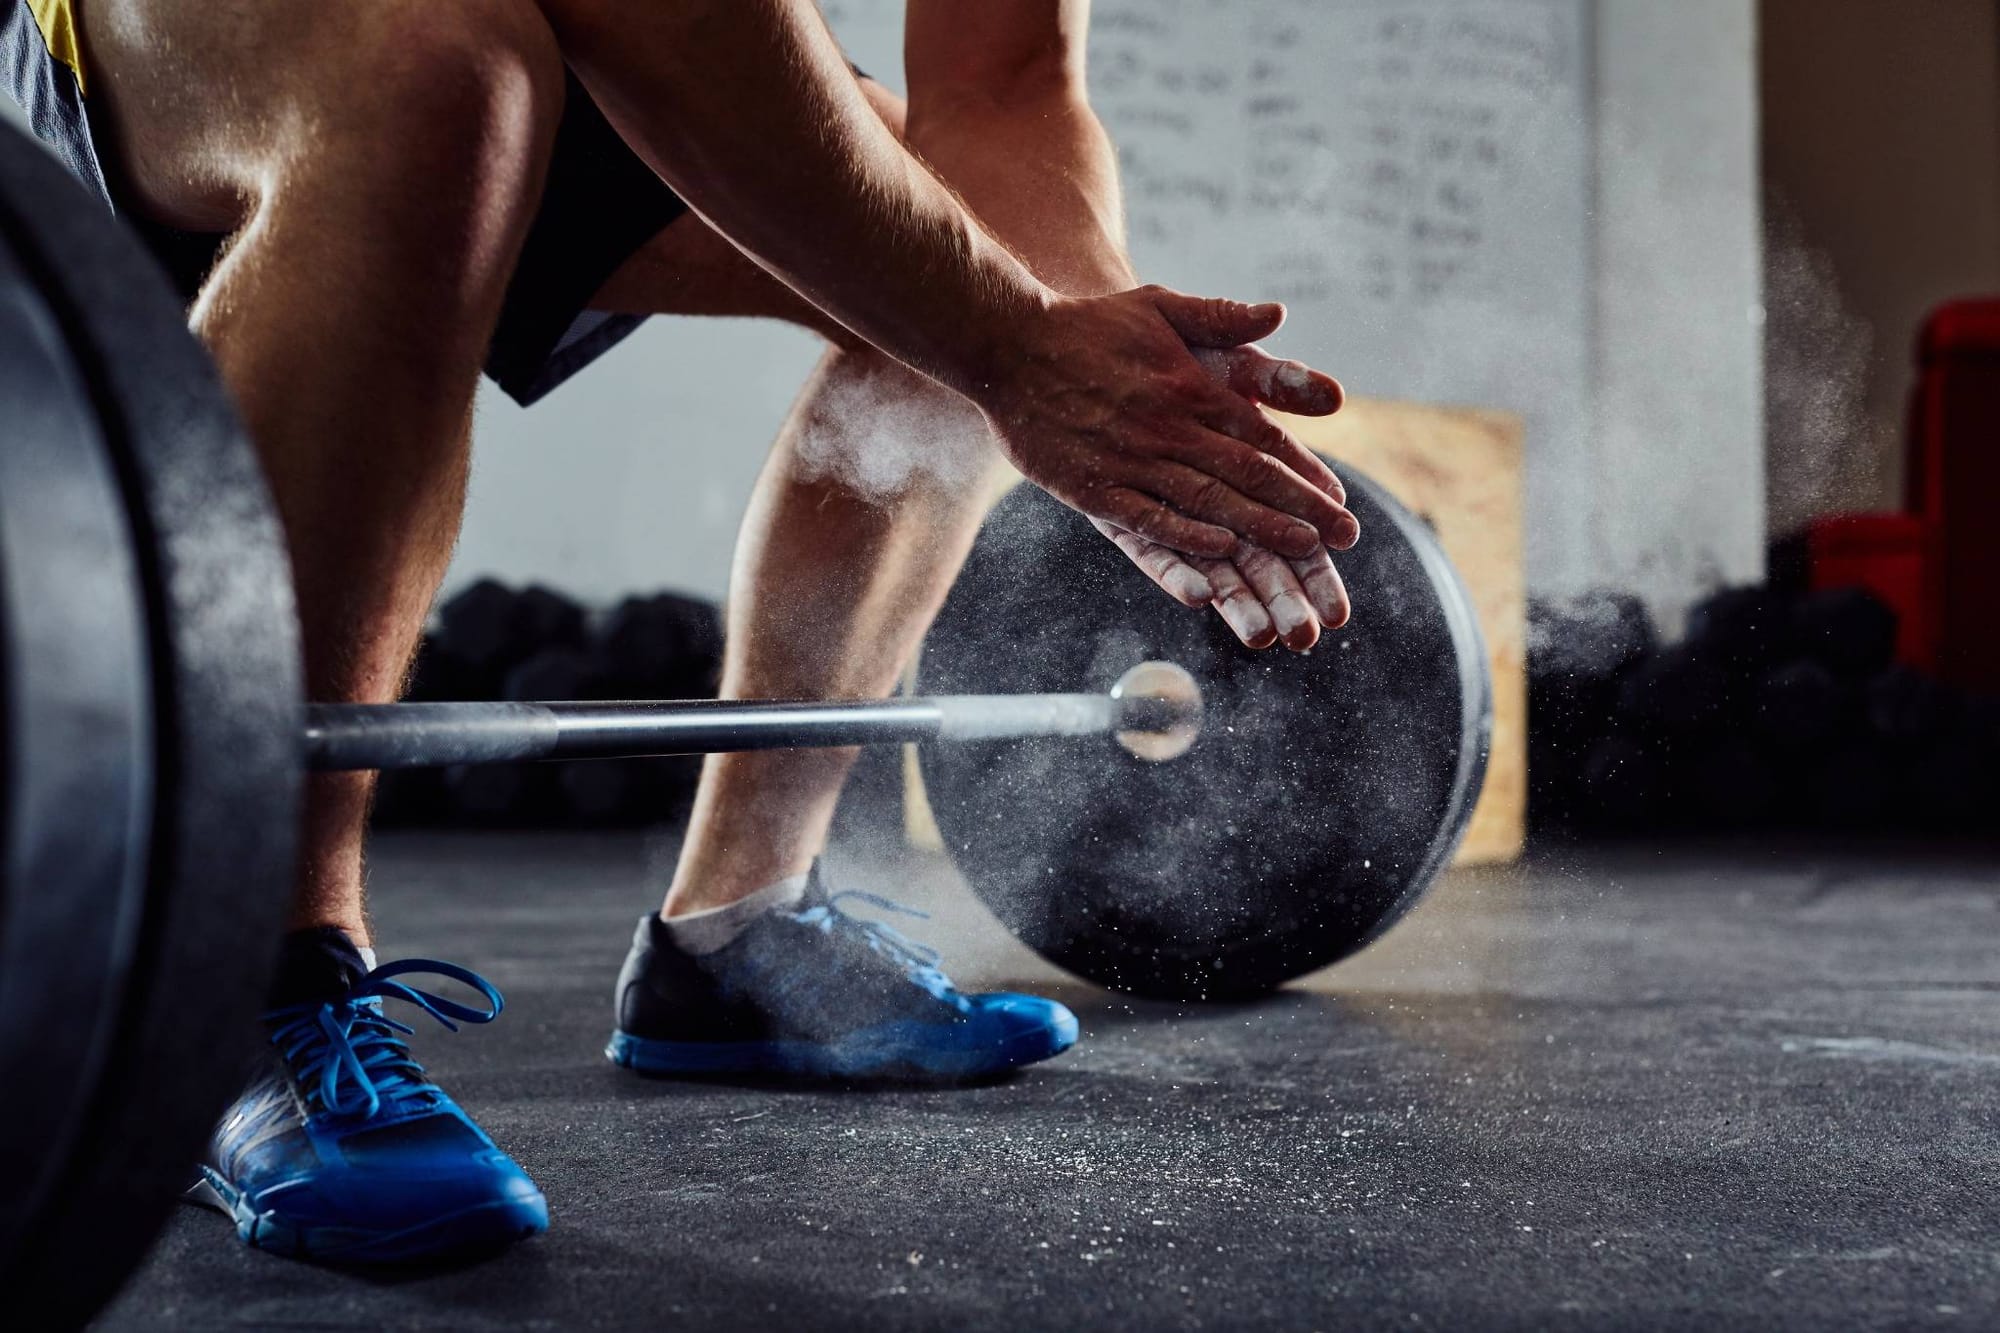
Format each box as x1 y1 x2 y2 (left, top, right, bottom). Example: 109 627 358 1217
0 118 1488 1327
301 660 1203 771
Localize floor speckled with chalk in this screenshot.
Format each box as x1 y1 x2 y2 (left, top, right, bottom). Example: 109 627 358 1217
96 833 2000 1330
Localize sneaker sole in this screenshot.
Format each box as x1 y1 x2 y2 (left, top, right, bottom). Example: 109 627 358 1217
188 1167 548 1265
606 1012 1077 1083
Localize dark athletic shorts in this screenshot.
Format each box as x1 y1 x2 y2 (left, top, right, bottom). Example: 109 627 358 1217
2 1 847 406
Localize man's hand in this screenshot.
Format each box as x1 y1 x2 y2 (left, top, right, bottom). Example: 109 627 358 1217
1095 525 1353 651
1092 341 1353 652
973 287 1359 561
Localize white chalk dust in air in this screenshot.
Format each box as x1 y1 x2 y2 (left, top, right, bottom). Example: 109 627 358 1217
1761 192 1886 540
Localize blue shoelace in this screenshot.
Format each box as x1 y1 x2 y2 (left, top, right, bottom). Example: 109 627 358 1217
263 960 503 1120
790 889 964 1007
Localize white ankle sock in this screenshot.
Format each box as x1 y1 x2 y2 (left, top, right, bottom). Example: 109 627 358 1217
663 874 809 956
356 946 378 972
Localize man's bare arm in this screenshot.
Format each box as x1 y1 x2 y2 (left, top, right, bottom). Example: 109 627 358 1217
904 1 1344 406
905 0 1130 297
903 0 1352 646
543 0 1357 560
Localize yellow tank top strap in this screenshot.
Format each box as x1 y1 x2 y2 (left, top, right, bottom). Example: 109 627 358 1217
27 0 87 96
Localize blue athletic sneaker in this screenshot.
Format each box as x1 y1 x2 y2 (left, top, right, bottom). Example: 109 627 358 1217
608 867 1079 1082
188 929 548 1265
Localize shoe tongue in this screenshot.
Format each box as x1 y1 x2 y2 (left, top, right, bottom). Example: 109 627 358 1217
266 927 372 1006
799 860 832 909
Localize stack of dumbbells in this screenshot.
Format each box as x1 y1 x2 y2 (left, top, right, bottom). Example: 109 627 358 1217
1530 583 2000 835
372 580 723 829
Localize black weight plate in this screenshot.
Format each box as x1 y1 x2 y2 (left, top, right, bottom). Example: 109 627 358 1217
0 241 157 1292
918 469 1490 1001
0 120 302 1328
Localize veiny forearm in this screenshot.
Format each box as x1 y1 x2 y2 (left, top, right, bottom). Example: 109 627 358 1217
545 0 1049 394
908 86 1136 300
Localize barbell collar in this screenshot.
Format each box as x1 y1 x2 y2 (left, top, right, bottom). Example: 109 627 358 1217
303 690 1192 771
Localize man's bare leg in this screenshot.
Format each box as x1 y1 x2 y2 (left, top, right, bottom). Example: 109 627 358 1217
588 80 999 917
595 215 1070 1083
82 0 565 942
667 350 997 914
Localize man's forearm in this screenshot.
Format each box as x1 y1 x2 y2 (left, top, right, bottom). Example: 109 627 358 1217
907 86 1136 301
547 0 1048 396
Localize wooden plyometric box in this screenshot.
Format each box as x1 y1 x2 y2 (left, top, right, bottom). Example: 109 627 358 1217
905 395 1526 868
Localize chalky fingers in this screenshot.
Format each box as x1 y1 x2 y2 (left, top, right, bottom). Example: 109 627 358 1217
1231 544 1320 652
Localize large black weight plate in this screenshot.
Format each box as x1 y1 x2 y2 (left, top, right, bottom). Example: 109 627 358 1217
918 470 1490 1001
0 121 302 1327
0 235 157 1309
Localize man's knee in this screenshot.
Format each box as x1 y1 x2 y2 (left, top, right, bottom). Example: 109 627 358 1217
787 346 1001 503
87 0 565 235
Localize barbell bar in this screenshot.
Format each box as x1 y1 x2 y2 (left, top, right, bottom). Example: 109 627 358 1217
301 661 1205 770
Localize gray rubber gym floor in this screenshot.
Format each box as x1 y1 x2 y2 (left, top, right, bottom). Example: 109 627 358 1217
97 833 2000 1331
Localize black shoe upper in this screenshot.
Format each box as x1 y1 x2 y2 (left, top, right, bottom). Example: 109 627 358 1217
268 926 373 1006
615 866 973 1044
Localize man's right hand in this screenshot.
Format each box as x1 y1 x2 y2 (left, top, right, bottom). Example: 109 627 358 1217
970 286 1359 562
